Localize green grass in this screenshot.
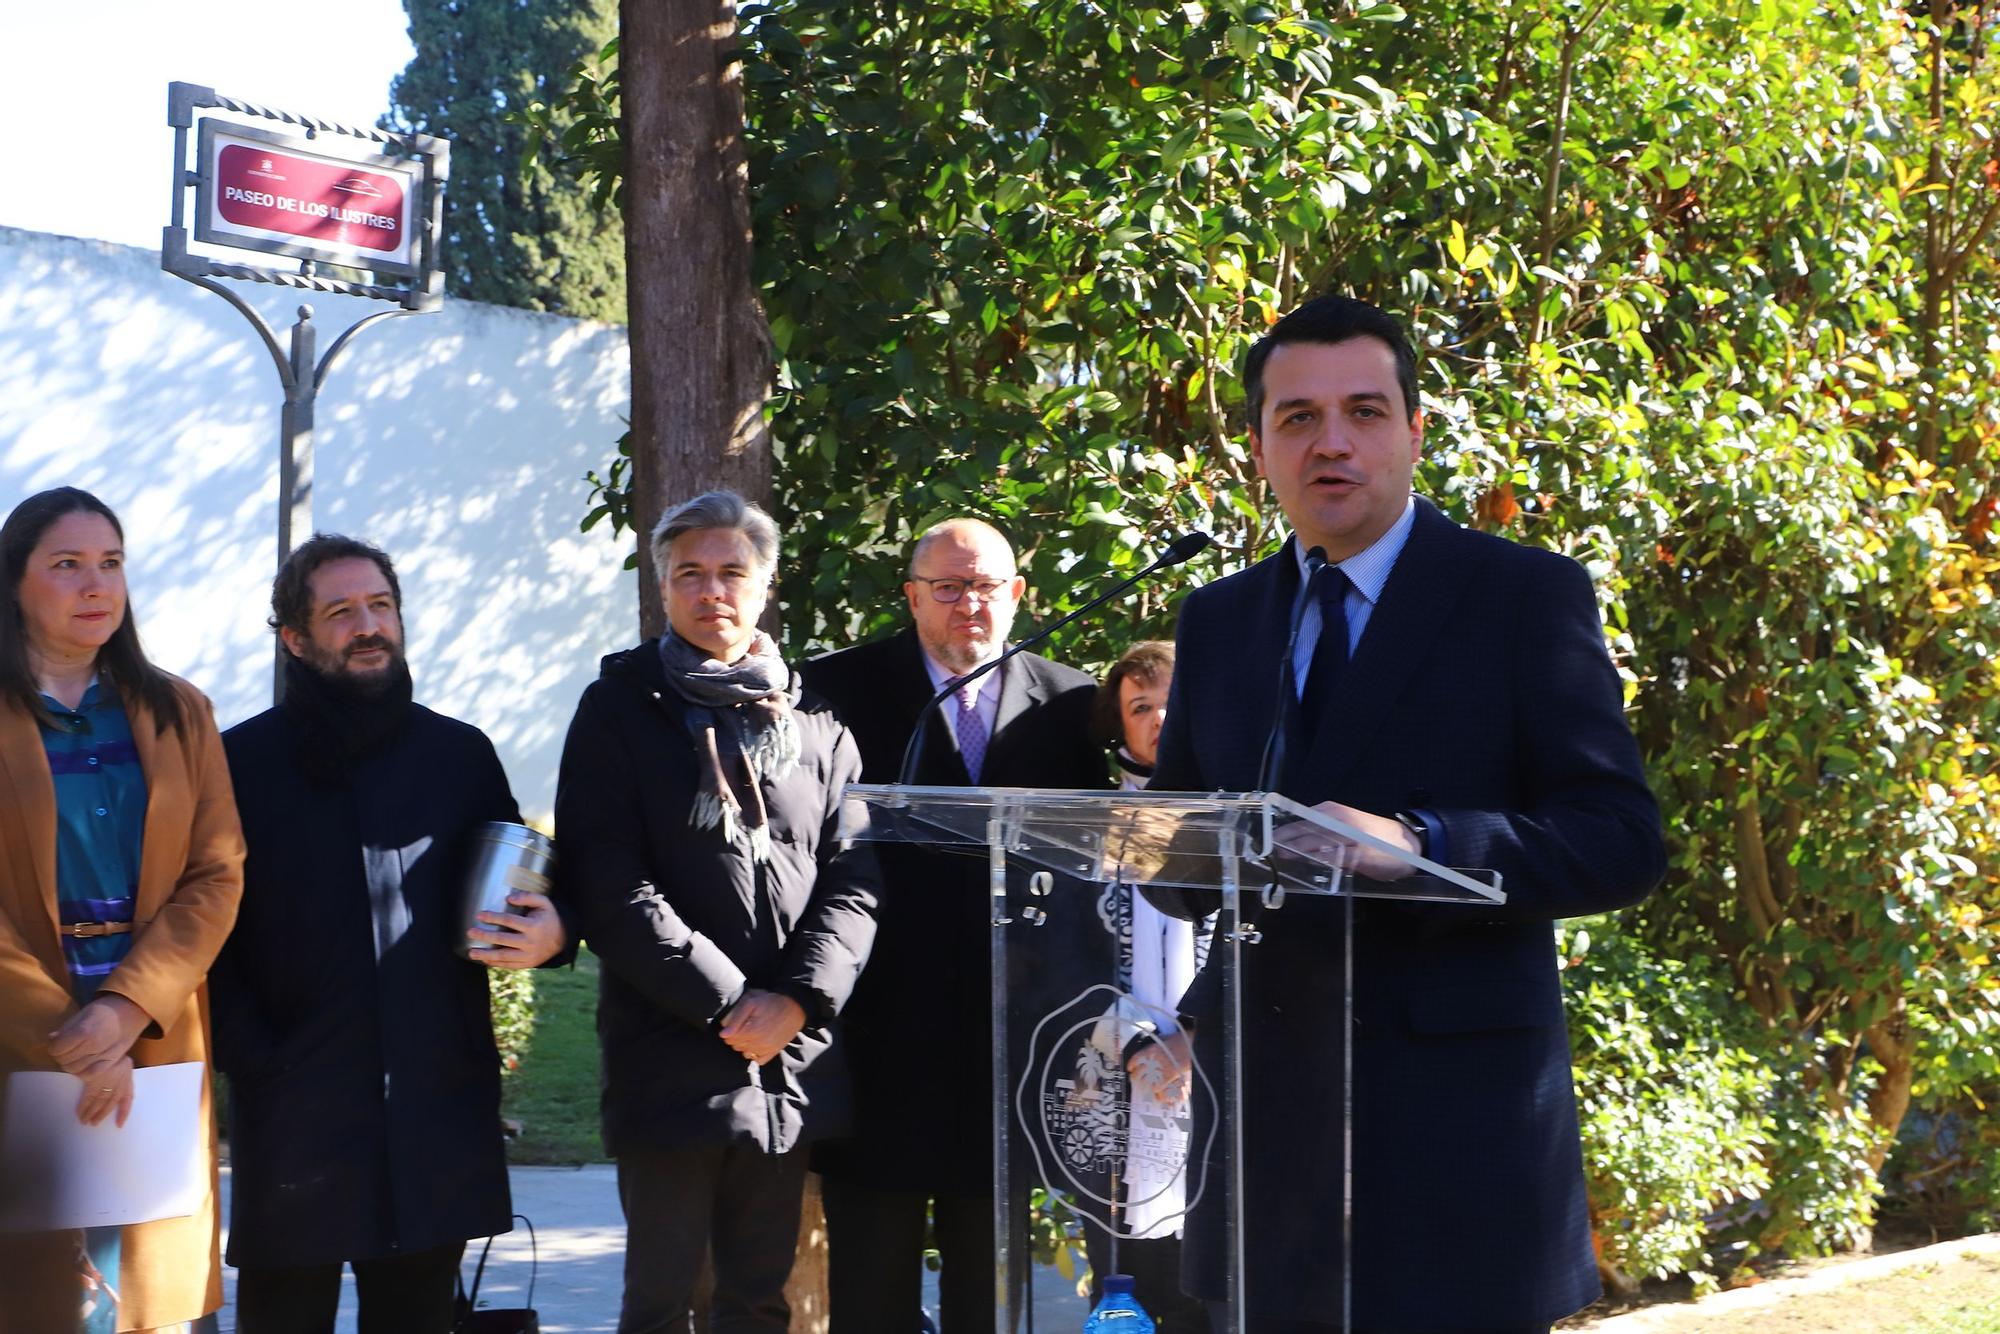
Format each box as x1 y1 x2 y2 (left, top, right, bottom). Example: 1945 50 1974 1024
1884 1255 2000 1334
1894 1309 2000 1334
501 946 605 1164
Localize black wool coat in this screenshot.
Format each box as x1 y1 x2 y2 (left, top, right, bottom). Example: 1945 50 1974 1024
211 704 526 1267
1151 498 1666 1330
799 628 1111 1196
553 641 880 1158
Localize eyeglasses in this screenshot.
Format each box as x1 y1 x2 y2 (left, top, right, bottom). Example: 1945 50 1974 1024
910 575 1014 604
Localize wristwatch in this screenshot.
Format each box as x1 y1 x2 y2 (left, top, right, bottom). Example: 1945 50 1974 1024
1394 809 1430 859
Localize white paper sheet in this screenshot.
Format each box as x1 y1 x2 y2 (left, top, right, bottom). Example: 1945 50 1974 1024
0 1062 204 1232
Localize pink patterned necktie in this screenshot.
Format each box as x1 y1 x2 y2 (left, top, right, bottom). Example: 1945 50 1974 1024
955 685 989 783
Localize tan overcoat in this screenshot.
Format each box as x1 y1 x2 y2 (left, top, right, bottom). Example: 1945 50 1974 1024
0 673 244 1330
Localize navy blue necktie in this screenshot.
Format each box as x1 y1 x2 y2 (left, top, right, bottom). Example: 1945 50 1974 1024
1298 565 1351 742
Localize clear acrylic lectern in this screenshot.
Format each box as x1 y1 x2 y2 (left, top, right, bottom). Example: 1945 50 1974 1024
838 785 1505 1333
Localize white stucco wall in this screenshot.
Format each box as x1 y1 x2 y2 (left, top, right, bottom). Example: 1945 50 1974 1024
0 225 636 821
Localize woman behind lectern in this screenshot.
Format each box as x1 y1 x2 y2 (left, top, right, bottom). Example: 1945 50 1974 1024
1079 640 1211 1331
0 487 243 1332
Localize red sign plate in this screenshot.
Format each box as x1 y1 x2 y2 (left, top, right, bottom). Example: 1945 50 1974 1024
213 144 406 255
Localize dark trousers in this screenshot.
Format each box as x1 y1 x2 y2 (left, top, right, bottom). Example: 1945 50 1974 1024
616 1143 810 1334
821 1179 1007 1333
1080 1221 1207 1332
234 1241 465 1334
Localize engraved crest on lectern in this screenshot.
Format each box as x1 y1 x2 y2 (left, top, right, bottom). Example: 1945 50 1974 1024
1016 984 1215 1238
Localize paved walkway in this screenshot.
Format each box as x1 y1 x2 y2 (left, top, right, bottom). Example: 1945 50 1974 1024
215 1165 1089 1332
216 1165 626 1333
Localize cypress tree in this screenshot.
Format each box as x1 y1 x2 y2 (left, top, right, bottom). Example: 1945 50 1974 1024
388 0 624 322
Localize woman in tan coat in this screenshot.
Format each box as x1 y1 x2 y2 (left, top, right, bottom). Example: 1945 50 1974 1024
0 487 243 1333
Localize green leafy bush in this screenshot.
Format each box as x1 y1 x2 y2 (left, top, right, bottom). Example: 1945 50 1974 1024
1027 1187 1090 1291
1563 918 1773 1290
488 966 537 1078
1568 916 1892 1287
1883 1088 2000 1236
1750 1057 1882 1258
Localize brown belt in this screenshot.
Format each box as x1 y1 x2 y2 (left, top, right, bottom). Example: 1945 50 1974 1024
61 921 134 938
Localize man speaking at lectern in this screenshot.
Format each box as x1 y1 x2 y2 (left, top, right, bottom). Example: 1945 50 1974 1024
1148 295 1665 1333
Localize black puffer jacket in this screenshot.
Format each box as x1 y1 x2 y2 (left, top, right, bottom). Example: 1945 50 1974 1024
553 641 880 1156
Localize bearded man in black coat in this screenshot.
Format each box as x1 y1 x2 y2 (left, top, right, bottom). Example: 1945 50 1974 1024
555 491 879 1334
210 535 571 1333
800 518 1110 1332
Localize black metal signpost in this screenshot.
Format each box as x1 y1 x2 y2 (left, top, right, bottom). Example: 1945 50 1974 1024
160 81 449 696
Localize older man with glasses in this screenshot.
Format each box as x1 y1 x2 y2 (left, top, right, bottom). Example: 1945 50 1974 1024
801 518 1111 1332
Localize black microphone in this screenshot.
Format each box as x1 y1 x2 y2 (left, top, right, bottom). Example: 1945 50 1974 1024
1256 544 1328 793
896 532 1215 785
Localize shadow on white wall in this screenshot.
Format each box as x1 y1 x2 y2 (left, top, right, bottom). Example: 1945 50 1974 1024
0 226 636 820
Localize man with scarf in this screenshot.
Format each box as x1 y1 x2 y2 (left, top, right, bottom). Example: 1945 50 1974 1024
209 534 569 1333
554 490 880 1333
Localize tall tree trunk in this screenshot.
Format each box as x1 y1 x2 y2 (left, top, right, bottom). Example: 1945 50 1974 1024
786 1173 832 1330
1864 999 1916 1176
621 0 772 635
620 6 823 1330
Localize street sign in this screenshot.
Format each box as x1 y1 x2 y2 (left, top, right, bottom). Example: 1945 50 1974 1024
198 122 420 276
159 82 452 700
163 81 447 310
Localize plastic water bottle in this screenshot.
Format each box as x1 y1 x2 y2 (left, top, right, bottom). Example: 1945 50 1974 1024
1083 1274 1155 1331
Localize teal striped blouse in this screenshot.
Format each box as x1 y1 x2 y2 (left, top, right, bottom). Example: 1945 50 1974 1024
39 679 147 1003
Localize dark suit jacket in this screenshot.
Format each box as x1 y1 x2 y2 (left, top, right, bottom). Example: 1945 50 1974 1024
1150 498 1665 1330
800 627 1108 1194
